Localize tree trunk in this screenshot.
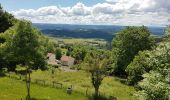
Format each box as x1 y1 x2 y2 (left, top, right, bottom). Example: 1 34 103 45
26 70 31 100
94 87 99 100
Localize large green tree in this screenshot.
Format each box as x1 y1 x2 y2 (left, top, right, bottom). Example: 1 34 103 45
112 26 155 76
126 42 170 85
9 21 47 99
133 25 170 100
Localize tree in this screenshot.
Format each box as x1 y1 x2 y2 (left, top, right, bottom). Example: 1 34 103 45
71 45 88 63
163 26 170 41
112 26 155 76
0 4 16 33
134 68 170 100
132 26 170 99
66 50 71 56
126 42 170 85
55 48 62 60
84 50 109 99
126 51 152 85
0 47 6 70
10 21 47 99
127 42 170 99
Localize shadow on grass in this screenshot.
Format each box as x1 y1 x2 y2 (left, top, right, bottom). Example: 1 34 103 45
23 97 48 100
113 76 128 85
0 72 6 77
87 94 108 100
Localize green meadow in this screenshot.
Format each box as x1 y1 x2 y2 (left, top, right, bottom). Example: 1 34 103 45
2 69 135 100
0 77 88 100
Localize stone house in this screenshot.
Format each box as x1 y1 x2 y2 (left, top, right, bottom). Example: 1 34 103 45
60 56 75 66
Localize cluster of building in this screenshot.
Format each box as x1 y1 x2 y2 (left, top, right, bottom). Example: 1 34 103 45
47 53 75 66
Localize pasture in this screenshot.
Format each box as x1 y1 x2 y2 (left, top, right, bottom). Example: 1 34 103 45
4 69 136 100
0 77 88 100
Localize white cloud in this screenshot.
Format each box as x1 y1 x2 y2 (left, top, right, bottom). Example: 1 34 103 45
69 2 91 16
11 0 170 26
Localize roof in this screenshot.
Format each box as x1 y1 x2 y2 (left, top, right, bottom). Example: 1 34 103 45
60 56 74 62
47 53 54 57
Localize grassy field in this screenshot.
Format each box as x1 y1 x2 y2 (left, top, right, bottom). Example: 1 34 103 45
30 69 135 100
48 36 107 46
3 69 136 100
0 77 88 100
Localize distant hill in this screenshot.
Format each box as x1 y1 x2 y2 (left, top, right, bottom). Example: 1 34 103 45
33 23 165 42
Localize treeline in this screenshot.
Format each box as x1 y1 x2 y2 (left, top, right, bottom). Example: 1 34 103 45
42 29 114 41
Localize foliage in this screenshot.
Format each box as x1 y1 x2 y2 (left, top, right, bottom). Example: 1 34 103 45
112 26 155 76
0 21 55 71
126 51 152 85
0 24 19 71
0 46 7 70
127 41 170 99
66 50 71 56
163 26 170 41
6 20 48 99
126 42 170 85
165 26 170 35
0 4 17 69
71 45 89 63
55 48 62 60
84 49 110 98
10 21 47 69
134 68 170 100
0 4 16 33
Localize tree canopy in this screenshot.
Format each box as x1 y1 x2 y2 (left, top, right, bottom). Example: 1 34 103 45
135 68 170 100
112 26 155 76
55 48 62 60
71 45 89 63
84 49 110 98
0 4 16 33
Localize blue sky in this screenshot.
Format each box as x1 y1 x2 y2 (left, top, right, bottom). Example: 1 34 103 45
1 0 106 11
0 0 170 26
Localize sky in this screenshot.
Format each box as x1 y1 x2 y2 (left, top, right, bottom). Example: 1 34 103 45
0 0 170 26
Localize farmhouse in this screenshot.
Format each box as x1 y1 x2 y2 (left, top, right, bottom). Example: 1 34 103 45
60 56 75 66
47 53 58 65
